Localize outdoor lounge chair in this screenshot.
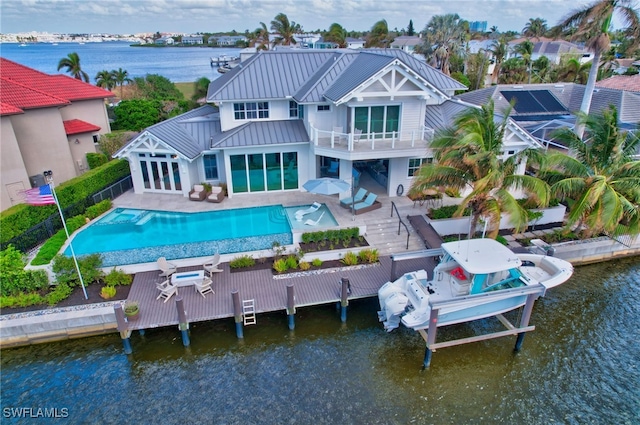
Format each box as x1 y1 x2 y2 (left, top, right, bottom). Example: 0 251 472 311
353 193 382 215
340 188 368 208
206 186 224 203
156 279 171 291
157 283 178 303
157 257 177 277
194 277 214 298
304 211 325 226
189 184 208 201
295 202 322 221
326 161 339 177
203 252 223 277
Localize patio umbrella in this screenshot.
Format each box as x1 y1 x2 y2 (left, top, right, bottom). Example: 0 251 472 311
303 178 355 220
302 177 350 195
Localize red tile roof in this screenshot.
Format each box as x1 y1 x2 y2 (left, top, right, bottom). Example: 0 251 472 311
0 58 114 116
63 119 101 135
596 75 640 93
0 101 24 116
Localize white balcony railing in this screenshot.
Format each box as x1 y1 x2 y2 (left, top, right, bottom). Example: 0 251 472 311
310 125 434 152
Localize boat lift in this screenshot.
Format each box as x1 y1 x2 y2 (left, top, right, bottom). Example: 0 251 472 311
389 250 547 369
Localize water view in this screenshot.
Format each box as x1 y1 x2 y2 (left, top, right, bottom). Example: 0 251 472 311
0 42 241 83
1 258 638 423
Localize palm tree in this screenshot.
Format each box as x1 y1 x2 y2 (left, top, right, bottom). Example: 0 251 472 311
539 106 640 237
253 22 270 51
488 36 509 84
95 70 115 91
270 13 301 46
557 57 591 84
411 101 550 238
192 77 210 103
418 14 468 76
325 23 347 48
522 18 548 40
112 68 132 99
552 0 640 137
366 19 390 48
513 40 535 83
57 52 89 82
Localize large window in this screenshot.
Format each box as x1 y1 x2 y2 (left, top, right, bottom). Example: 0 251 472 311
408 158 432 177
234 102 269 120
230 152 298 193
203 154 219 180
354 105 400 137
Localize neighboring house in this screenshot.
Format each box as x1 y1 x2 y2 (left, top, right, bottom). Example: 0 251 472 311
457 83 640 148
346 38 365 49
390 36 422 53
214 36 247 47
596 74 640 93
0 58 114 211
182 35 204 45
508 37 593 65
313 37 339 49
115 49 543 199
155 37 174 45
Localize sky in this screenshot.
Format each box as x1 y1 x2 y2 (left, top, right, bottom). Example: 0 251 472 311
0 0 622 35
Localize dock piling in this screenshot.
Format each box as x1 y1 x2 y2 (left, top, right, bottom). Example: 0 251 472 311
286 284 295 330
176 297 190 347
232 290 244 339
514 292 538 352
114 304 132 354
340 277 350 323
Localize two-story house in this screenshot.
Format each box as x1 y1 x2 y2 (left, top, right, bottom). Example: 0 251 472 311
115 49 541 199
0 58 114 211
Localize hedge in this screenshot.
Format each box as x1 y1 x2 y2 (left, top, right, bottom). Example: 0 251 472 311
0 159 130 244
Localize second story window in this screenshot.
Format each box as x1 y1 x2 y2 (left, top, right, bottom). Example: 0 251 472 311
234 102 269 120
317 104 330 112
289 100 298 118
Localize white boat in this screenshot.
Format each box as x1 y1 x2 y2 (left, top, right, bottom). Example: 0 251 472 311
377 238 573 332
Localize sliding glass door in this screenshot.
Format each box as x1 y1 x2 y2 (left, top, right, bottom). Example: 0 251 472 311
230 152 298 194
353 105 400 137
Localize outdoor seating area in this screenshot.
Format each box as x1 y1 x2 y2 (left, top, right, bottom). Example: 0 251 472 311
206 186 225 203
189 184 208 201
154 257 220 302
340 191 381 215
295 202 322 221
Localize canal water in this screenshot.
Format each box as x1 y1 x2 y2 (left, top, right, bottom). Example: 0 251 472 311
1 258 638 424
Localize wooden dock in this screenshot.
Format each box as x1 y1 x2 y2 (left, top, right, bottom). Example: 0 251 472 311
125 255 434 331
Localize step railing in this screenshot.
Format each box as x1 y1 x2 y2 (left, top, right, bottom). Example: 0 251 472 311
390 201 410 249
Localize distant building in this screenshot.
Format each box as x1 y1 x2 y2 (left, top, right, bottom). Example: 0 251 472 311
155 36 174 45
214 36 247 47
469 21 488 33
182 35 204 45
346 38 365 49
390 36 422 53
508 37 593 65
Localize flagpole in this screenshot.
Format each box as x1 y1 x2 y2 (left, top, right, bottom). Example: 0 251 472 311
44 171 88 300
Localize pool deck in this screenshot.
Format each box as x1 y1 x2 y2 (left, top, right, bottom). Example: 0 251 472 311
110 177 455 334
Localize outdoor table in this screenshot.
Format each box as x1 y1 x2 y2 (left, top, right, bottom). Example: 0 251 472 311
171 270 205 287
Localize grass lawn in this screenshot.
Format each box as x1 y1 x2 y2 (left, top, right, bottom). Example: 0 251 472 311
175 82 195 101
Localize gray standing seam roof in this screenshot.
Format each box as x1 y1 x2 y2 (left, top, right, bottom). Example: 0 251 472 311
207 49 467 104
126 105 220 160
210 119 309 149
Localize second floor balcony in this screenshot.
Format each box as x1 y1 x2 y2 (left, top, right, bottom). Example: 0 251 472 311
310 124 434 159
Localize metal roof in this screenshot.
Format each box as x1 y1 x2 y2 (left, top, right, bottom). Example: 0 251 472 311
118 105 220 160
207 49 467 104
210 119 309 149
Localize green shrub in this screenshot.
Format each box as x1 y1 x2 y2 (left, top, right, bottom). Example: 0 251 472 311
358 248 379 264
341 252 359 266
0 292 46 308
45 283 73 305
86 152 109 169
273 258 289 273
85 200 112 219
52 254 104 286
495 235 508 246
299 261 311 271
311 258 322 267
31 213 93 266
428 205 472 220
284 255 298 270
100 285 117 299
0 245 49 296
104 268 132 286
229 255 255 269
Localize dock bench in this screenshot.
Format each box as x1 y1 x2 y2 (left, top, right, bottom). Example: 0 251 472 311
407 215 444 249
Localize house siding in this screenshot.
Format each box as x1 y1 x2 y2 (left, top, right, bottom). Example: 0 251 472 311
0 117 30 210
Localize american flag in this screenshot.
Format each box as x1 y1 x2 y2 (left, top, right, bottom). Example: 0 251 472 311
25 184 56 206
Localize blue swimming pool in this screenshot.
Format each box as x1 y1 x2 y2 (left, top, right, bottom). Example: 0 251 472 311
65 206 292 266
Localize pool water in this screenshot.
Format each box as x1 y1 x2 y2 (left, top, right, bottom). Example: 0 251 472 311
65 206 292 266
284 203 339 230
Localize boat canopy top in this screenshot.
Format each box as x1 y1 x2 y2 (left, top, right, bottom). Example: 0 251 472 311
441 239 522 275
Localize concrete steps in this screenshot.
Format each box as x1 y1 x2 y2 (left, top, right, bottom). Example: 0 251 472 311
363 215 426 256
